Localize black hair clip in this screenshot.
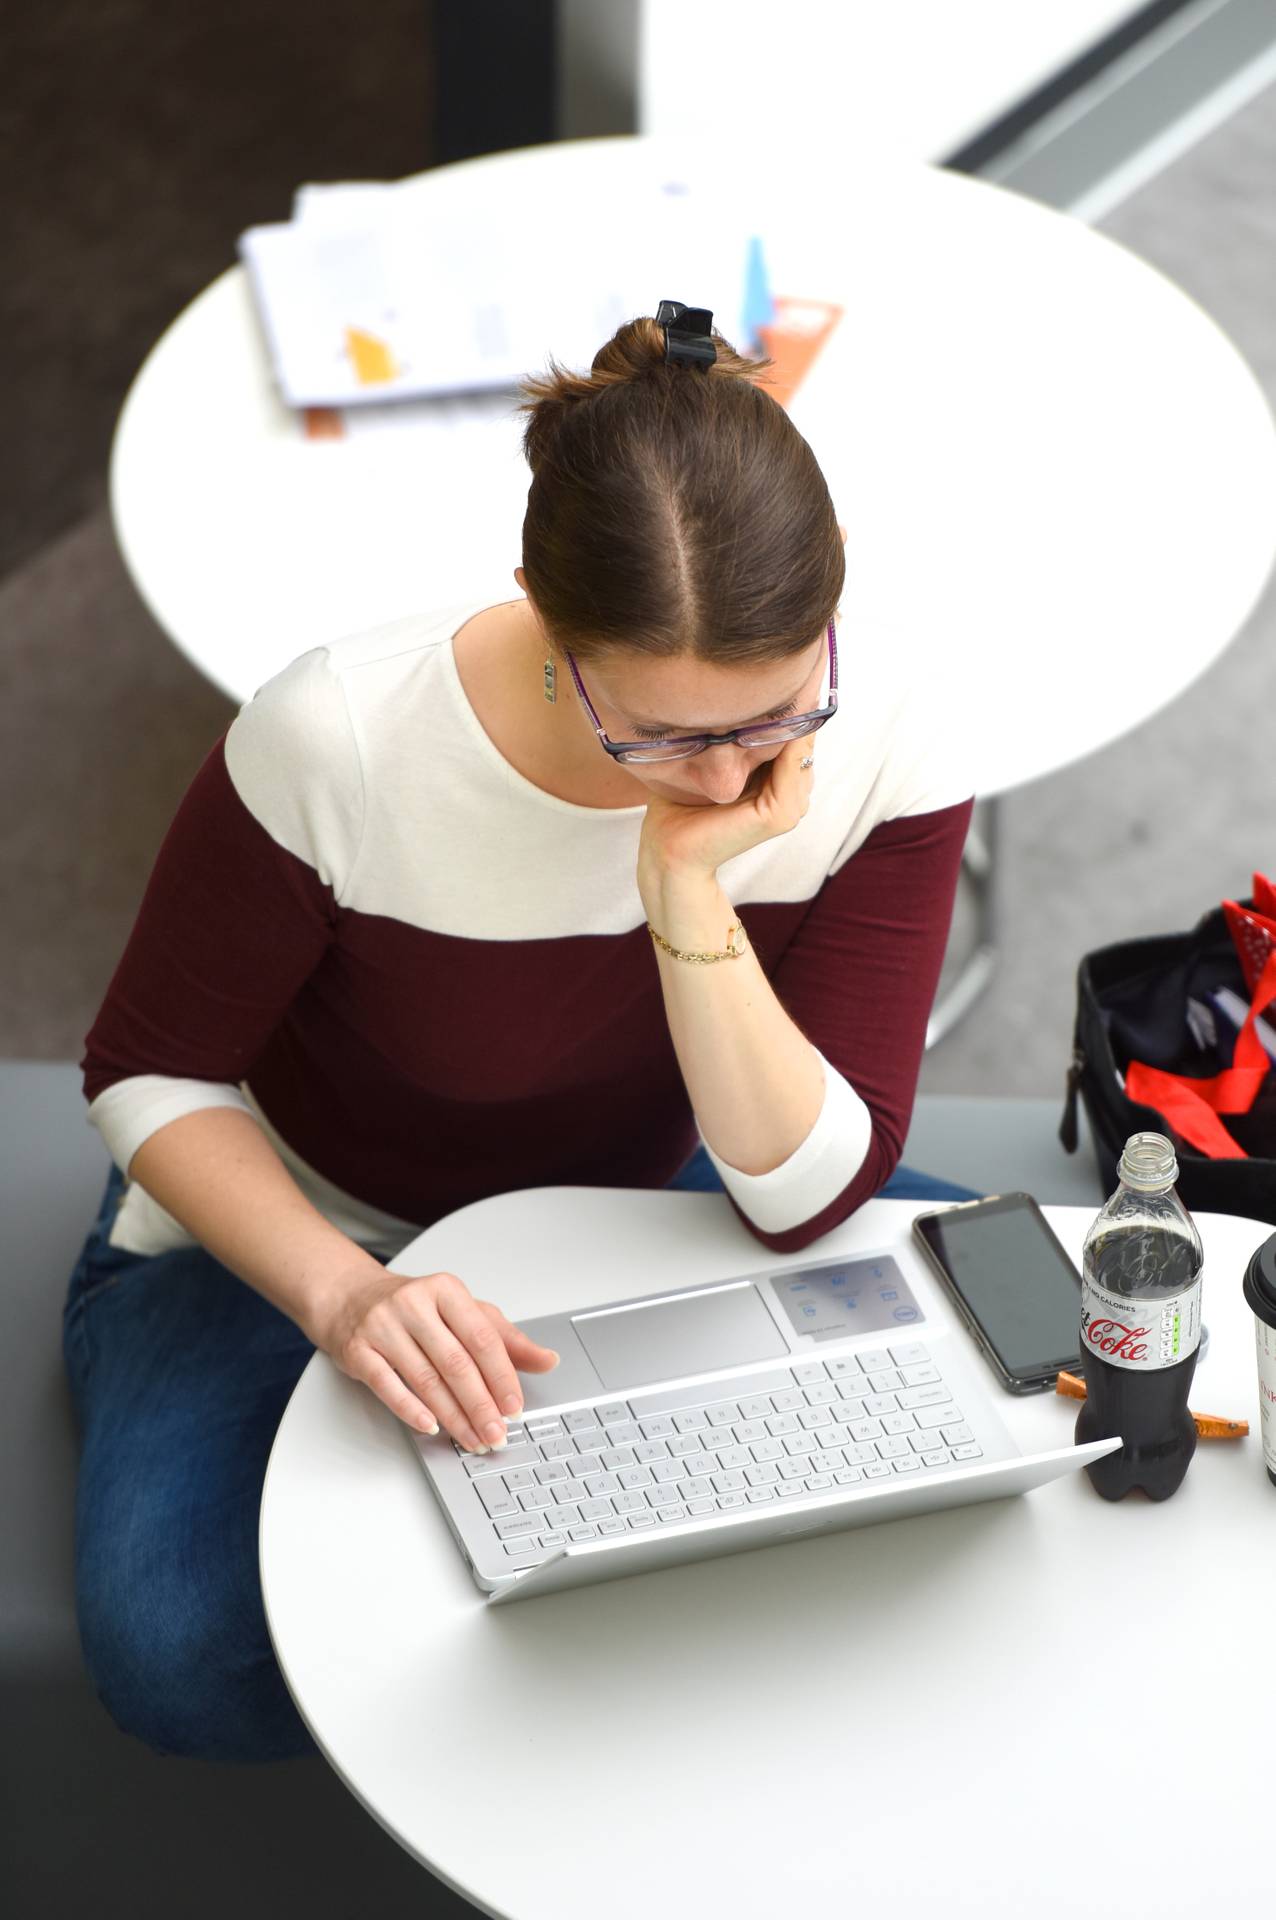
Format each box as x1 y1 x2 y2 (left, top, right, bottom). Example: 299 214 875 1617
657 299 717 370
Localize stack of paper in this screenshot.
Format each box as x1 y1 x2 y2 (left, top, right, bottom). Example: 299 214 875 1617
239 164 773 410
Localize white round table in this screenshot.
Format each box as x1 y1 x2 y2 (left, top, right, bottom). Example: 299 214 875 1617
111 133 1276 800
260 1190 1275 1919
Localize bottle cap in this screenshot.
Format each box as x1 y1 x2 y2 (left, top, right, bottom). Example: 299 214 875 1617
1243 1232 1276 1328
1118 1131 1178 1191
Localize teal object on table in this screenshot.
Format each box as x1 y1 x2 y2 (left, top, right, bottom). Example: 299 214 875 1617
742 234 774 349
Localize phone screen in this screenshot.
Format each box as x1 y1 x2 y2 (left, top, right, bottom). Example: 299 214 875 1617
913 1195 1083 1380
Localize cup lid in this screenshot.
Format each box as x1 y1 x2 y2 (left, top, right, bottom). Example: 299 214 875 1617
1243 1233 1276 1326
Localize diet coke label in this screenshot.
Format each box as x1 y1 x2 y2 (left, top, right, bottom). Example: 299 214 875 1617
1080 1273 1202 1371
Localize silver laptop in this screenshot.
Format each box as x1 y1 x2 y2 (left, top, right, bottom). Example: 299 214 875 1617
409 1245 1120 1605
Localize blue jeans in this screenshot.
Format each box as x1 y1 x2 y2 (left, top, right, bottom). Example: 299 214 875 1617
63 1150 978 1764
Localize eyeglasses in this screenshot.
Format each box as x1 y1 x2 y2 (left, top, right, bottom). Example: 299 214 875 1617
562 618 839 765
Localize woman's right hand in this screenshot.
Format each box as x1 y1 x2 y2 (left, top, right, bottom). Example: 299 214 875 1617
308 1265 561 1451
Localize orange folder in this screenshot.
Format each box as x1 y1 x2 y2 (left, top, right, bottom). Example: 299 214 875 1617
753 296 844 411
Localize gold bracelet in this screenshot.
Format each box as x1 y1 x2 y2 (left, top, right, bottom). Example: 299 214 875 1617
647 919 749 964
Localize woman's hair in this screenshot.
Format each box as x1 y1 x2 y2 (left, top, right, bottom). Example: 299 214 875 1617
514 313 844 668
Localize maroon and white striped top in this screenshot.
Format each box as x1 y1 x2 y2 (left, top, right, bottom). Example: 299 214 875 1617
82 595 974 1259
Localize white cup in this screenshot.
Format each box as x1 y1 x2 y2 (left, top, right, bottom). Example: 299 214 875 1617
1241 1232 1276 1488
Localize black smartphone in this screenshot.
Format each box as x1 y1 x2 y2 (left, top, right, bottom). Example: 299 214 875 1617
911 1191 1083 1394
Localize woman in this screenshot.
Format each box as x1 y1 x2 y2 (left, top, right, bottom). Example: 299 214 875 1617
65 306 977 1765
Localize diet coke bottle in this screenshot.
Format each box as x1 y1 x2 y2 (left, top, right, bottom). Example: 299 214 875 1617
1075 1131 1203 1501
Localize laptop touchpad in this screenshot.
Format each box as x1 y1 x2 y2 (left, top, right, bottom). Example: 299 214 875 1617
572 1281 788 1391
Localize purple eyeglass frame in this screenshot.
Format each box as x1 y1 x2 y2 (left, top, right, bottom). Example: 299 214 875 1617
561 617 839 761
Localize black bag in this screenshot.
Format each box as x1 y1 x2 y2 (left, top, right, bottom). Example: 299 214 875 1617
1060 896 1276 1224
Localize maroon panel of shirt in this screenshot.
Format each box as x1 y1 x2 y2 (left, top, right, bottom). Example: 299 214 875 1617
83 734 973 1252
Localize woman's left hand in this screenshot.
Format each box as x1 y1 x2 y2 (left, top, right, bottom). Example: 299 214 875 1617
636 735 817 884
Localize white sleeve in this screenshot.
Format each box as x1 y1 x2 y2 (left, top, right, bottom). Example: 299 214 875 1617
696 1049 874 1236
86 1075 254 1181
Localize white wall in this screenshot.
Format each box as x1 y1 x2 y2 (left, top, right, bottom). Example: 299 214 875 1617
636 0 1151 160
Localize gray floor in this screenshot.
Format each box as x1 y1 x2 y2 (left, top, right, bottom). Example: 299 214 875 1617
7 77 1276 1095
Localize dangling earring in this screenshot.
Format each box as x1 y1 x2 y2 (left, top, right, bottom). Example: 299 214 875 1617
543 653 556 704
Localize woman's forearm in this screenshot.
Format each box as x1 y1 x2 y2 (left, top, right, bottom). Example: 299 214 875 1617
640 870 826 1175
127 1107 389 1340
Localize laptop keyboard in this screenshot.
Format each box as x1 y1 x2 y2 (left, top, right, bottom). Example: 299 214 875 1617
451 1342 988 1564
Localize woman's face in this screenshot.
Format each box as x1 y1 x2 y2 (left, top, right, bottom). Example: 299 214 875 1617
515 525 843 808
578 634 830 808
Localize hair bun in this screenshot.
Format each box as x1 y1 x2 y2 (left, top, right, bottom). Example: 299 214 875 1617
516 313 773 475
